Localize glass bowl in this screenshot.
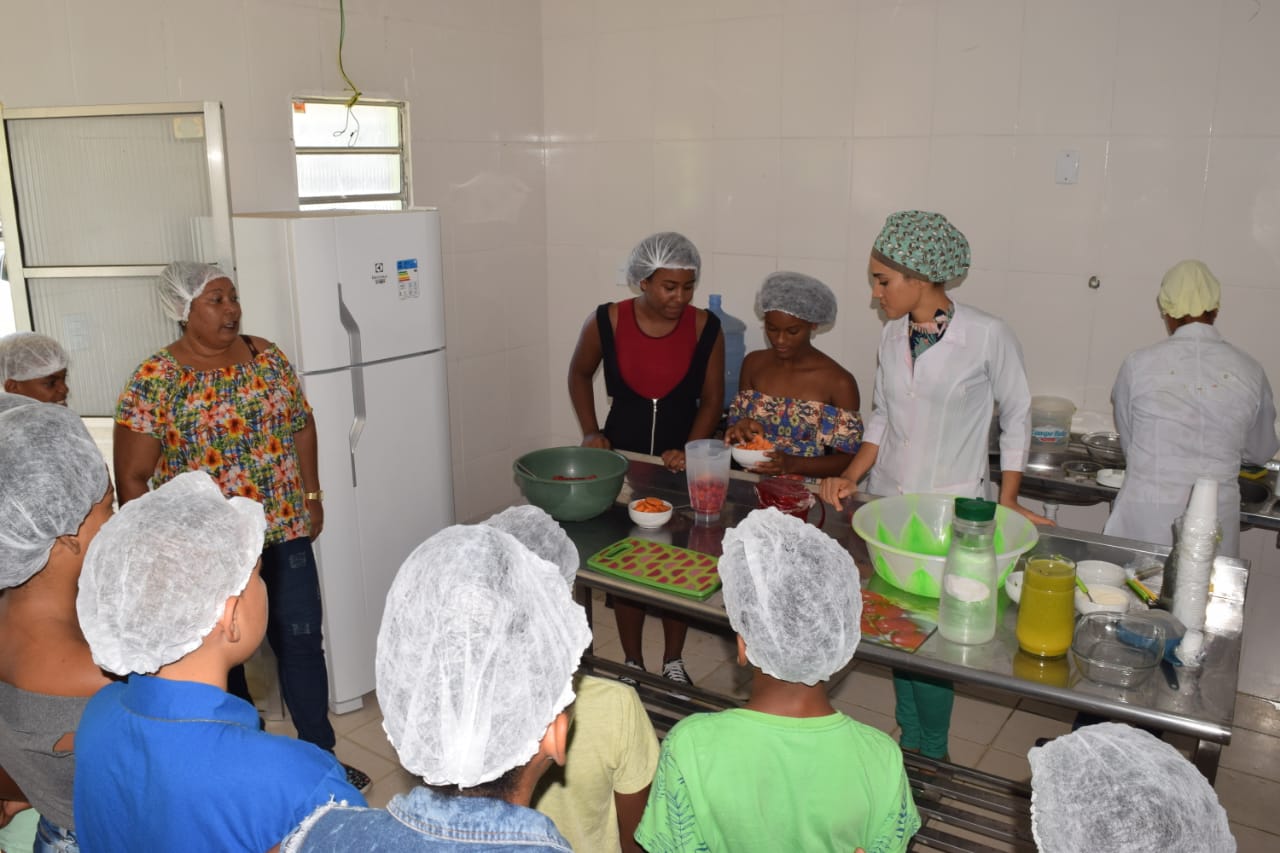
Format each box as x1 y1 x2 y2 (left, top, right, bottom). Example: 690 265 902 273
1071 612 1166 688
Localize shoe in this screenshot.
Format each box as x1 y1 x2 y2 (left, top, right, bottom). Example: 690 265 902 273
661 659 692 686
343 763 372 793
619 660 644 686
662 659 692 700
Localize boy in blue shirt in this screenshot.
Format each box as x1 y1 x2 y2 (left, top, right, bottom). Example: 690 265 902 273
73 472 364 853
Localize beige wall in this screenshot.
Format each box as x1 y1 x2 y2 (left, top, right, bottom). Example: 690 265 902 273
0 0 548 521
540 0 1280 442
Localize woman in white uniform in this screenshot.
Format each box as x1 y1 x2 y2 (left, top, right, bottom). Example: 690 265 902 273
1104 260 1278 558
820 210 1048 762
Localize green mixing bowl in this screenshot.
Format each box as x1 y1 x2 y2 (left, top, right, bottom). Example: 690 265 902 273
851 493 1039 598
513 447 629 521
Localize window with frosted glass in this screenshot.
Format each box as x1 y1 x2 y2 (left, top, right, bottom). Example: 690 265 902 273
7 114 214 266
292 100 407 210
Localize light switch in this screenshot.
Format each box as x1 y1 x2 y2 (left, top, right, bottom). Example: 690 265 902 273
1055 150 1080 185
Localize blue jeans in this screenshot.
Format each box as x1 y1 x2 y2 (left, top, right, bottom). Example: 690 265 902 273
283 787 572 852
229 536 336 751
33 816 77 853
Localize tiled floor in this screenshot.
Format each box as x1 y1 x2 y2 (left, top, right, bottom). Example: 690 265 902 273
294 591 1280 851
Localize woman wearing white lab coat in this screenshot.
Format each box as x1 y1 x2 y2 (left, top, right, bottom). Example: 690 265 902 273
1105 260 1279 558
820 210 1048 762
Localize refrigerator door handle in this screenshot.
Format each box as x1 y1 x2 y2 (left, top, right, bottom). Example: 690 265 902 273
337 281 367 487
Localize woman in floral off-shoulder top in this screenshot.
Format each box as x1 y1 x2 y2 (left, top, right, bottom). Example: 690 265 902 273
725 271 863 478
112 262 370 795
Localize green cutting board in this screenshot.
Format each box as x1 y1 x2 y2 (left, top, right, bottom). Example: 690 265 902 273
586 538 722 601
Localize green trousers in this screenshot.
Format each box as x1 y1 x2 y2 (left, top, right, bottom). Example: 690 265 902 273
893 669 954 759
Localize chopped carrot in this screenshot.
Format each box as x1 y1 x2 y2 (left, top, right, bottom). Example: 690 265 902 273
633 497 670 513
735 435 774 451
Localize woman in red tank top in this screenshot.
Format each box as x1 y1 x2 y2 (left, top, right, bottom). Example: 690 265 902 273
568 233 724 472
567 233 725 690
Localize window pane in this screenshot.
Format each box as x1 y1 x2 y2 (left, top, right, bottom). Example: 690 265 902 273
8 114 213 266
300 200 401 211
291 101 400 148
27 274 175 417
296 153 401 199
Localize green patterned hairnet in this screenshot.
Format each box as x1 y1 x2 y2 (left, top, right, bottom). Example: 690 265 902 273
873 210 971 283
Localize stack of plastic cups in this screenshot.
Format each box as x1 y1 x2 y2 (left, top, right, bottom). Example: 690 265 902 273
1171 478 1219 667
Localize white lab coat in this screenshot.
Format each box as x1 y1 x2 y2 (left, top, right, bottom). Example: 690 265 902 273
1104 323 1279 557
865 303 1032 500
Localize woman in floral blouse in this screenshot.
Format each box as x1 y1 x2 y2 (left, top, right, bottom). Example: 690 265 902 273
724 272 863 478
113 262 369 793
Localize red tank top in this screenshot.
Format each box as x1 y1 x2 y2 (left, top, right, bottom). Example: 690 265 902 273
615 299 698 400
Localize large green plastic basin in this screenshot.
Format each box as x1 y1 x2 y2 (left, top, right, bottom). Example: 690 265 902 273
513 447 629 522
851 493 1039 598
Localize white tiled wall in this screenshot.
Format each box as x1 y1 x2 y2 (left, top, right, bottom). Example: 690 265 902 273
0 0 548 522
540 0 1280 441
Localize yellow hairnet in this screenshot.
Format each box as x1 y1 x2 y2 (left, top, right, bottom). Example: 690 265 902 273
1158 260 1220 319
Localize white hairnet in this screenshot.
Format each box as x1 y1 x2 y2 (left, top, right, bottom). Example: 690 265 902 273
0 399 108 589
158 261 232 323
77 471 266 675
376 524 591 788
0 332 68 382
1029 723 1235 853
720 507 861 685
481 505 579 587
1158 259 1221 319
756 271 838 326
626 232 701 286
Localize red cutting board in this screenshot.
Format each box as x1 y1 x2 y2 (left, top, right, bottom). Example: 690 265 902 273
586 538 721 601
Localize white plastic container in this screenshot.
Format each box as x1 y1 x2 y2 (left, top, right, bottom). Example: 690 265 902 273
1030 395 1077 454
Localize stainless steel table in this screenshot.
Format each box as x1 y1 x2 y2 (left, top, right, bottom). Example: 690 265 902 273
1002 441 1280 532
562 457 1249 784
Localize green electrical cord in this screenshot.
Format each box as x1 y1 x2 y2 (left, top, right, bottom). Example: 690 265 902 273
337 0 362 110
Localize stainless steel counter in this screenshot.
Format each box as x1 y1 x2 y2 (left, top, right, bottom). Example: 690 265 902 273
995 442 1280 531
562 456 1250 783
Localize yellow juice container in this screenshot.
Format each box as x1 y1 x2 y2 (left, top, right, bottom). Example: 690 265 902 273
1012 649 1070 687
1016 555 1076 658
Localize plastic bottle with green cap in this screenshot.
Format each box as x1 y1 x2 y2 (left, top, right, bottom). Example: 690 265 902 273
938 497 999 645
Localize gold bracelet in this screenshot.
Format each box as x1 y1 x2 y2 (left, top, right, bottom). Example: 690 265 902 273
304 490 324 501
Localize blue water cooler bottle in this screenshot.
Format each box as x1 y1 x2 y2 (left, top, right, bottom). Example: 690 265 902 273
708 294 746 412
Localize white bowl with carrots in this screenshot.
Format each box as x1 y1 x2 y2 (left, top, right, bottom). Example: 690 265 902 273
629 497 673 528
731 436 774 470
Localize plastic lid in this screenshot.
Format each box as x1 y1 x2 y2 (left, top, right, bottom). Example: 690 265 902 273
709 294 722 307
1030 395 1076 414
954 497 996 522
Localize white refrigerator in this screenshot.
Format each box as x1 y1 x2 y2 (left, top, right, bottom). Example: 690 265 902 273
233 209 454 713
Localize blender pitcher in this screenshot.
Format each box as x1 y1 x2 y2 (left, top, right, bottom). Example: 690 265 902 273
685 439 731 521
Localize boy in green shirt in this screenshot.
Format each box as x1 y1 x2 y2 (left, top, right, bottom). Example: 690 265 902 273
635 507 920 853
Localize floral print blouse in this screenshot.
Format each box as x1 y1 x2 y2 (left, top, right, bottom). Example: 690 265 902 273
728 390 864 458
115 344 312 545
